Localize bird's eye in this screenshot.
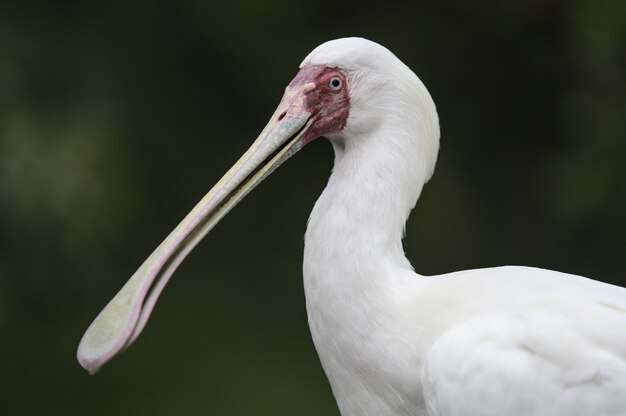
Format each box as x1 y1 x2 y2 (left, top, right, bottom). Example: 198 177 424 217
328 76 343 91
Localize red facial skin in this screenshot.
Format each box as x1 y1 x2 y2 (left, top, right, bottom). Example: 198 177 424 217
288 65 351 144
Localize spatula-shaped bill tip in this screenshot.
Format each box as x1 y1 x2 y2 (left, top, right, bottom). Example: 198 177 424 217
77 85 314 373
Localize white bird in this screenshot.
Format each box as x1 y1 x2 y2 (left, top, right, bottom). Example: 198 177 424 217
77 38 626 415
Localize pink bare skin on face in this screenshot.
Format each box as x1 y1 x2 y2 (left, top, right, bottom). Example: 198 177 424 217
76 63 353 376
288 65 351 144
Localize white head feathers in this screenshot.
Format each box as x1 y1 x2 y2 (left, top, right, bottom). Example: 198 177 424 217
302 37 440 184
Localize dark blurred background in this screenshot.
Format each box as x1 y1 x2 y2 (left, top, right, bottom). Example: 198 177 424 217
1 0 624 414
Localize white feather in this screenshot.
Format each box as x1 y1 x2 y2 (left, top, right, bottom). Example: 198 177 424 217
301 38 626 416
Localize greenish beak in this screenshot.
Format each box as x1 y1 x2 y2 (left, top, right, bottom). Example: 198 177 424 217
77 85 314 374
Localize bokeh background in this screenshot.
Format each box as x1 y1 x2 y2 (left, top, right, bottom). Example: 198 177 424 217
1 0 624 414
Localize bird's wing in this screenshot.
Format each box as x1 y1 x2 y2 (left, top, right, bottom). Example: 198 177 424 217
422 299 626 416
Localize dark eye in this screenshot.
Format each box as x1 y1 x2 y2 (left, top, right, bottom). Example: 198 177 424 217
328 76 343 91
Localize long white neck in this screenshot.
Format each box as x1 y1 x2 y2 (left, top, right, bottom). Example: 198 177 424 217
303 118 435 415
304 134 420 284
300 53 440 413
303 90 437 295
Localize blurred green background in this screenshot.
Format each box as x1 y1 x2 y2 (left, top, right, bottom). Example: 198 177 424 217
1 0 624 414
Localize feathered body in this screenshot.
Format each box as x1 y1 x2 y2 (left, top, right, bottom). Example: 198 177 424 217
302 38 626 416
77 37 626 416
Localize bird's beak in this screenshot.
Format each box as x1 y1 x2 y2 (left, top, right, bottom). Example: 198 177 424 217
77 83 315 374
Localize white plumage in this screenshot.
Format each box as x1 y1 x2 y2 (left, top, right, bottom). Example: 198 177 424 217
302 38 626 416
78 38 626 415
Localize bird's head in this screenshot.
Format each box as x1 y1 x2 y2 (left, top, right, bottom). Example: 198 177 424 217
279 64 348 145
281 37 439 177
77 37 439 374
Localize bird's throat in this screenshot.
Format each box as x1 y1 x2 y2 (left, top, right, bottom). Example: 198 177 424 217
302 136 426 416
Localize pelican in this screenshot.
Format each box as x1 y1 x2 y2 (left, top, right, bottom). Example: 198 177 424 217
78 38 626 415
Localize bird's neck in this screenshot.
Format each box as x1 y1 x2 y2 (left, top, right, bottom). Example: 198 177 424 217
302 125 433 337
300 62 439 415
302 127 432 415
304 126 429 289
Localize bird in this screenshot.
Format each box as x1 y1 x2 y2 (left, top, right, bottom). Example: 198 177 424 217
77 37 626 415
